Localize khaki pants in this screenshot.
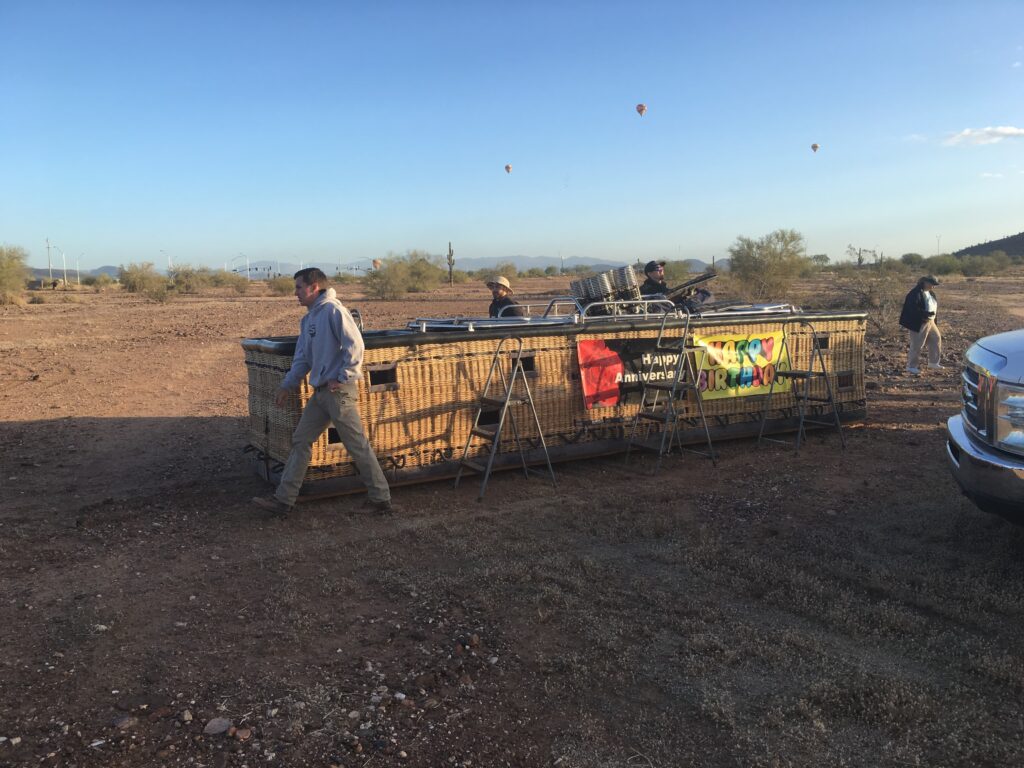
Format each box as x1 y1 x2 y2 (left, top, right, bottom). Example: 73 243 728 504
908 318 941 369
275 383 390 506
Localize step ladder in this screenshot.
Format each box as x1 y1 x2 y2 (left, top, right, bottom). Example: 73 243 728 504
625 310 716 474
757 318 846 452
454 337 556 500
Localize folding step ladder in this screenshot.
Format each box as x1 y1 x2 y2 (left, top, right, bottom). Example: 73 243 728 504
454 337 556 500
625 310 716 474
757 318 846 452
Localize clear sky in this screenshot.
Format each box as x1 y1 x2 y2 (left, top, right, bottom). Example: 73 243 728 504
2 0 1023 271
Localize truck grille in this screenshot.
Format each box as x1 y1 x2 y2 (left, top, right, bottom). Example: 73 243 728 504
962 365 989 436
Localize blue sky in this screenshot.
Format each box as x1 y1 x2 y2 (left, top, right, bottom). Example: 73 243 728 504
2 1 1023 271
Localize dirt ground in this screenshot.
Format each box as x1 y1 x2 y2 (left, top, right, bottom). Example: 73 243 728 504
3 274 1024 768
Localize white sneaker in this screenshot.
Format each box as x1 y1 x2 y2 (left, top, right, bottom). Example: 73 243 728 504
907 367 921 375
928 363 944 370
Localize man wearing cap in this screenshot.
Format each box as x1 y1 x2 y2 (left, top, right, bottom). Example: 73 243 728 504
486 276 525 318
639 260 668 297
899 275 943 375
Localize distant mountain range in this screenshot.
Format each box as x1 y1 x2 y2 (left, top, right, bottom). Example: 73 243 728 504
30 256 722 280
954 230 1024 258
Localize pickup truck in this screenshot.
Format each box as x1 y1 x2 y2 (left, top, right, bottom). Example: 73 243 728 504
946 328 1024 521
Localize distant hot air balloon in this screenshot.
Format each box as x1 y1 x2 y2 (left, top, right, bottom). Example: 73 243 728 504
636 103 647 117
504 164 512 174
811 143 820 153
371 259 382 270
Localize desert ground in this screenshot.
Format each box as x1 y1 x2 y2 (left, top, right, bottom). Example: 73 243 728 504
2 274 1024 768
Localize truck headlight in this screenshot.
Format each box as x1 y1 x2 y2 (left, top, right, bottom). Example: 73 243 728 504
995 382 1024 456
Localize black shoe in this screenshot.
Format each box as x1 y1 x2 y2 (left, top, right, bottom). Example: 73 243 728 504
252 496 292 518
362 498 399 514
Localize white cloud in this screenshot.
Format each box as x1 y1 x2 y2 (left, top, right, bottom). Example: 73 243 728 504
945 126 1024 145
903 133 928 143
1014 61 1022 68
980 172 1004 178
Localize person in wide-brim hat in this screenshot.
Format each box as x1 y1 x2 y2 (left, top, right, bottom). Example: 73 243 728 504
486 275 525 318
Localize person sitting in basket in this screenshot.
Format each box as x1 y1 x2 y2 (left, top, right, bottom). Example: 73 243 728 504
639 260 713 312
486 276 525 318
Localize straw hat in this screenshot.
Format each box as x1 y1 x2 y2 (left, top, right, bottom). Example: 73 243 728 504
486 275 514 293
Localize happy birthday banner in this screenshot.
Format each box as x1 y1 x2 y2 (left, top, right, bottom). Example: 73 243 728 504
577 330 791 409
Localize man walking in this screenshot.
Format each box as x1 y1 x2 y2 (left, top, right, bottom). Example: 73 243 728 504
253 268 395 516
899 274 943 375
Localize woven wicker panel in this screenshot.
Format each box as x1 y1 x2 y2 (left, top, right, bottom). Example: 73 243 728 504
244 316 866 481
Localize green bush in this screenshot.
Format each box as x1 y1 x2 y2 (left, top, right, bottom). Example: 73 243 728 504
901 253 926 269
363 251 446 298
168 264 213 294
525 267 545 278
268 275 294 295
544 266 558 276
922 254 961 275
727 229 811 301
209 269 249 293
119 262 167 294
0 245 30 303
364 259 411 300
92 273 115 292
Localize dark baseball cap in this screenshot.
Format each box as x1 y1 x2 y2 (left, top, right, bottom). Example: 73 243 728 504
644 260 666 273
922 275 940 285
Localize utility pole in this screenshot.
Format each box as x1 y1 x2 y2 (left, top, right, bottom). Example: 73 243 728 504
46 238 53 281
76 254 82 285
447 241 455 288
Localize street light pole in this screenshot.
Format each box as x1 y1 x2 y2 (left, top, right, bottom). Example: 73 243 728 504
161 249 172 274
936 235 941 255
76 254 82 285
46 238 53 281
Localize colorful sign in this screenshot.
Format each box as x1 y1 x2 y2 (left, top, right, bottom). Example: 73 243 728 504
690 330 790 400
576 331 791 409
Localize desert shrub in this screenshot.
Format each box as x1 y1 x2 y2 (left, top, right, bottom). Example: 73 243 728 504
406 255 445 292
961 252 1011 276
28 294 45 304
901 253 926 269
0 245 30 303
922 254 960 275
364 251 446 298
835 271 907 333
451 269 470 284
494 261 518 279
364 259 411 300
119 262 167 294
209 269 249 294
168 264 212 294
525 267 545 278
268 275 294 295
94 273 115 291
728 229 811 301
544 266 558 276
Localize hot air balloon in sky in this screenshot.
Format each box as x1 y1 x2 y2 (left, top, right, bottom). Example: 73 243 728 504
811 143 820 153
636 103 647 117
504 164 512 174
371 259 382 270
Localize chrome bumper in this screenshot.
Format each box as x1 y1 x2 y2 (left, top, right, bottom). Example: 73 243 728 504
946 415 1024 514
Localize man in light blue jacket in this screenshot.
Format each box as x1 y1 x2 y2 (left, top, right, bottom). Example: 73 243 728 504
253 268 394 516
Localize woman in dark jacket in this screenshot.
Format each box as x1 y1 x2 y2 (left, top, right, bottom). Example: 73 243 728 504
898 275 942 375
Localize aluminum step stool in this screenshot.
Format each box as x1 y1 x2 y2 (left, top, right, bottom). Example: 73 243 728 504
454 336 556 500
625 309 717 474
757 318 846 452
